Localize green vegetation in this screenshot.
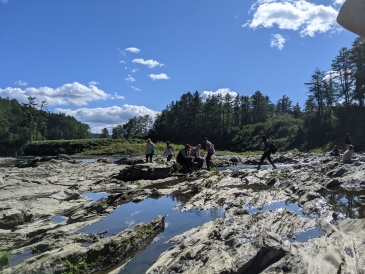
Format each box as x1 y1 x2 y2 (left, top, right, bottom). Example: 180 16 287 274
0 96 90 156
2 38 365 156
152 38 365 152
22 138 187 156
0 250 11 270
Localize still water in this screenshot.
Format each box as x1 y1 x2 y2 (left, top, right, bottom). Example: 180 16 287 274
79 192 225 273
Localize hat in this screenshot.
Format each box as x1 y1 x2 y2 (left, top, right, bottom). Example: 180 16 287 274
147 138 151 141
185 144 191 149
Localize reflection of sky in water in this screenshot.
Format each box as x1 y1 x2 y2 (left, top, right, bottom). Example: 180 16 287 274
248 200 305 217
321 188 365 219
82 192 110 202
50 216 68 223
78 193 224 274
9 250 33 267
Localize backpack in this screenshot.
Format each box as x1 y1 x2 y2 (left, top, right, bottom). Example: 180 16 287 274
269 142 277 154
176 151 184 163
208 144 215 154
152 147 157 155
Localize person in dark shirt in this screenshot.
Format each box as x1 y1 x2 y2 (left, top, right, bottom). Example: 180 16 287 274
345 133 352 150
257 135 277 171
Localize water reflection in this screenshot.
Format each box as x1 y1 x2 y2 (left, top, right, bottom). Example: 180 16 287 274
321 188 365 219
77 192 224 273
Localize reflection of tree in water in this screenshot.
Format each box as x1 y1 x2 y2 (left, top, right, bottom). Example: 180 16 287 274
168 191 192 204
168 192 224 220
322 188 365 219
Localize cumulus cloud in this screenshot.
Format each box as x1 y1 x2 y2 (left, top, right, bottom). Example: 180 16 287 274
125 47 141 53
131 86 141 91
131 68 139 73
133 58 164 68
15 80 28 86
200 88 238 101
119 60 126 64
0 82 111 106
125 75 135 82
88 81 99 85
55 104 160 133
270 34 287 50
148 73 170 81
243 0 339 37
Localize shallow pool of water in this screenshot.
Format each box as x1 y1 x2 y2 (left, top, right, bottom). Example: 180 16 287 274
321 188 365 219
78 191 224 273
9 250 32 267
82 192 110 201
248 200 304 217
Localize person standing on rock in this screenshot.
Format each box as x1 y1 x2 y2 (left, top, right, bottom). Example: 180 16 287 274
345 133 352 150
145 138 154 163
203 137 215 171
257 135 277 171
163 141 175 162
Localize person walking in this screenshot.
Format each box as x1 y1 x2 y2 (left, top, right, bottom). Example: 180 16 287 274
145 138 154 163
345 133 352 150
163 141 175 162
257 135 277 171
203 137 215 170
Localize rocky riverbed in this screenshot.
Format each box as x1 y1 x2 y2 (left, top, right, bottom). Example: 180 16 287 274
1 152 365 273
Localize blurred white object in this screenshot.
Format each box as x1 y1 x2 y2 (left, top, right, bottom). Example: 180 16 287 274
337 0 365 38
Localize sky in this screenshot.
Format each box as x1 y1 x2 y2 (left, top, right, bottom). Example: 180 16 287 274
0 0 358 133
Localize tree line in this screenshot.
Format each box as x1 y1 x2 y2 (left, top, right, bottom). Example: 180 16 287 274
0 97 90 155
146 37 365 152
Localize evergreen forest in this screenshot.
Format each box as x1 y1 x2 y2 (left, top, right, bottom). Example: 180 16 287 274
151 37 365 152
1 37 365 156
0 96 90 155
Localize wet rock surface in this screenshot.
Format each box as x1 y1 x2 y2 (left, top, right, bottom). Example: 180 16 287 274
1 153 365 273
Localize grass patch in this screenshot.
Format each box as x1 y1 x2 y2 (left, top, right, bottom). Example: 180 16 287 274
0 250 11 270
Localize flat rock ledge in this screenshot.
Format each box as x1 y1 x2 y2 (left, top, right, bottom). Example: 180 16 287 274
3 215 165 274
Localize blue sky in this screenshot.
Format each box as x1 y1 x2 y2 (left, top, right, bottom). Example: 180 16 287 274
0 0 357 133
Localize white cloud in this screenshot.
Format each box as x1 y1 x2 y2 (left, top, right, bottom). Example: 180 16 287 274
244 0 339 37
55 104 160 133
131 86 141 91
148 73 170 81
333 0 345 4
125 220 136 227
125 47 141 53
113 92 125 100
15 80 28 86
125 75 135 82
131 68 139 73
270 34 287 50
201 88 238 101
125 66 129 70
131 210 141 216
88 81 99 85
0 82 111 106
1 0 9 3
133 58 164 68
119 60 126 64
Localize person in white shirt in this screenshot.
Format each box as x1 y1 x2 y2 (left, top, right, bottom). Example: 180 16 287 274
342 145 357 163
163 141 175 162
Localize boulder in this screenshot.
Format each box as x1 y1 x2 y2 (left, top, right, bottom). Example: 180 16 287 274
116 164 172 181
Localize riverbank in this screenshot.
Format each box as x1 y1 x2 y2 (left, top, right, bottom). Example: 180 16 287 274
1 152 365 273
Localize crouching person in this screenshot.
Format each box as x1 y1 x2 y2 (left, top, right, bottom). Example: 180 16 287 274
191 144 205 169
342 145 357 164
176 144 194 171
